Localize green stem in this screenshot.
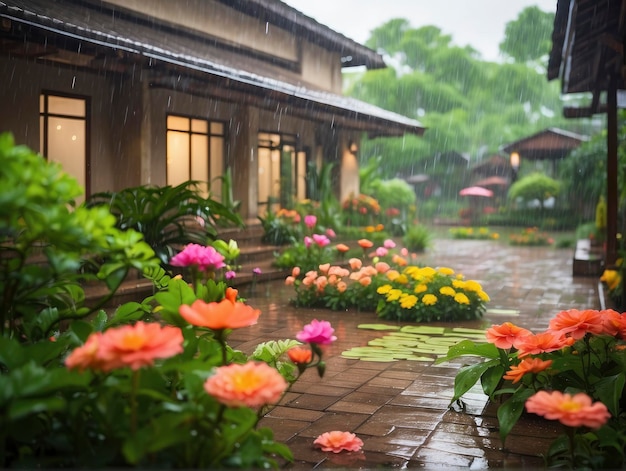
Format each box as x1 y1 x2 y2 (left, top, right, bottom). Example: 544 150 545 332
131 369 140 435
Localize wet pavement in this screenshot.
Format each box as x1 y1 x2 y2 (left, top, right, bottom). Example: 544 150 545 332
229 237 601 469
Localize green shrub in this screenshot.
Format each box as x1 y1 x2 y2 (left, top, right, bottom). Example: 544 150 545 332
403 225 433 252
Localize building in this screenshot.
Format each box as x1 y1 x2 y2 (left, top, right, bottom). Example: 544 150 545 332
0 0 424 218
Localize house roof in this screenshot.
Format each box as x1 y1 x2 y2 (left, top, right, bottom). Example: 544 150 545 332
501 128 588 160
0 0 423 137
548 0 626 116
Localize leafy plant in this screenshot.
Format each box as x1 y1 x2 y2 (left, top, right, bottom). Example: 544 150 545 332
258 208 301 245
0 132 158 341
509 227 553 246
449 227 500 240
87 181 243 265
0 134 334 467
403 224 433 252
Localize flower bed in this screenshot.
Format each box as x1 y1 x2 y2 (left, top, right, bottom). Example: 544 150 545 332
509 227 553 246
449 226 499 240
440 308 626 468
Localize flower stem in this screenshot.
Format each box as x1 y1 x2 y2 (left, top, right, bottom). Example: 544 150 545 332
131 369 140 435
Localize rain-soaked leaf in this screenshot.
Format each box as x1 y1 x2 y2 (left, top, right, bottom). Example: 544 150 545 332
357 323 401 330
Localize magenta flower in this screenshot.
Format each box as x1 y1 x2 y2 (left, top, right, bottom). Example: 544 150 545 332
170 244 226 271
225 270 236 280
383 239 396 249
296 319 337 345
253 267 262 275
304 215 317 228
326 228 336 238
304 236 313 248
312 233 331 247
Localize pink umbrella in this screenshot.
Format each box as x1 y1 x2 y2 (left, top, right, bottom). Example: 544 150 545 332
459 186 493 197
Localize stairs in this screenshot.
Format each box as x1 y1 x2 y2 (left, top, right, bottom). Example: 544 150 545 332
85 222 287 307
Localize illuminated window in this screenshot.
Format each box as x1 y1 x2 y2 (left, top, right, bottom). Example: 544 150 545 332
166 115 224 198
257 132 307 215
40 92 88 200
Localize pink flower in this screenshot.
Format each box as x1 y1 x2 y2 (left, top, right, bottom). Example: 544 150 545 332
375 247 388 257
383 239 396 249
296 319 337 345
170 244 225 271
312 233 331 247
525 391 610 429
326 228 336 238
314 431 363 453
304 215 317 228
225 270 236 280
204 362 287 408
252 267 262 276
304 236 313 248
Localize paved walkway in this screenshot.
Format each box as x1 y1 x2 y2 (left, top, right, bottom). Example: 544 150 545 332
229 238 602 469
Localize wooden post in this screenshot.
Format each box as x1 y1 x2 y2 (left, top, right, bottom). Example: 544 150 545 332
606 75 618 266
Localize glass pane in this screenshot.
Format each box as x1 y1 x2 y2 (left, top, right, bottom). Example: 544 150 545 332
297 152 306 200
167 130 190 187
191 134 209 197
47 116 86 196
191 119 208 134
210 136 224 199
167 115 190 132
258 148 271 204
48 95 85 117
210 122 224 135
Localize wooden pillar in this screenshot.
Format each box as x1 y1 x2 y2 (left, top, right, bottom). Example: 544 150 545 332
606 75 618 266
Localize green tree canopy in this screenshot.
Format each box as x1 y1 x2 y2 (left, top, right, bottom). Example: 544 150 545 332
499 7 554 63
508 172 561 210
346 7 577 179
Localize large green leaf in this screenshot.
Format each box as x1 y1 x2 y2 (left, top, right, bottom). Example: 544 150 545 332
436 339 499 363
593 374 625 417
451 359 499 403
496 388 534 444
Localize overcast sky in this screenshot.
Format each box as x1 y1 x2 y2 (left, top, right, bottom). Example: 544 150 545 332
283 0 557 62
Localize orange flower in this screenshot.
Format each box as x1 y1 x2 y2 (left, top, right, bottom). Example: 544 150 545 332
314 431 363 453
291 266 301 278
375 261 390 274
548 309 604 339
503 357 553 383
65 332 105 372
285 276 296 286
78 322 184 372
600 308 626 337
204 361 287 408
357 239 374 249
337 281 347 293
287 346 312 365
349 258 362 270
525 391 610 429
514 330 575 357
359 276 372 287
179 288 260 330
335 243 350 253
319 263 330 274
485 322 532 349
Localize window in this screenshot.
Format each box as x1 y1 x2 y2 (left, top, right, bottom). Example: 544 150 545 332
166 115 225 198
257 132 307 215
40 92 89 199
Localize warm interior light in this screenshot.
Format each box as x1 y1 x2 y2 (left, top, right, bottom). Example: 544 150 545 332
510 152 520 169
348 141 358 154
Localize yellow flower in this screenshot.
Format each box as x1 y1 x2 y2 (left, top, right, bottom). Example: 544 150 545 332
452 279 466 290
386 289 403 302
419 267 437 278
422 294 438 305
386 270 400 281
438 267 455 276
377 284 393 294
477 290 490 302
400 294 418 309
395 274 409 284
454 293 470 305
365 225 375 233
439 286 456 297
464 280 483 292
414 283 428 294
601 270 621 291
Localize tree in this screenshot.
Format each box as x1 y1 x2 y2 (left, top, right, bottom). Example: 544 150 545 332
499 7 554 63
508 172 561 214
347 9 571 180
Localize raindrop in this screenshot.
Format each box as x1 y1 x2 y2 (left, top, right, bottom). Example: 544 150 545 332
71 76 76 89
265 22 269 34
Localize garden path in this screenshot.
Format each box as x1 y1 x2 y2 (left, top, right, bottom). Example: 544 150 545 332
229 237 601 469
